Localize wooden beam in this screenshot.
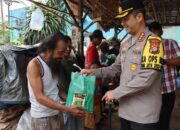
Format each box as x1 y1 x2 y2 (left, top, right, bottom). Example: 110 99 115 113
38 3 78 27
85 0 102 16
78 0 84 56
83 21 95 32
120 33 128 43
92 17 102 22
162 0 166 24
150 0 158 21
82 10 89 23
26 0 80 27
85 0 96 11
162 23 180 26
158 13 163 24
63 0 80 27
68 0 91 11
176 5 180 23
27 0 73 16
117 28 123 34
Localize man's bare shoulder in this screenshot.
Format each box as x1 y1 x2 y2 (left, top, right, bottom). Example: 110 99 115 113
27 58 41 75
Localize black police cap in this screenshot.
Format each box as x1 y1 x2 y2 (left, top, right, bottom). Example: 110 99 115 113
116 0 145 19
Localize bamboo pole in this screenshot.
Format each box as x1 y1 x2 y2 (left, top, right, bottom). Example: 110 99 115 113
0 0 5 37
79 0 84 56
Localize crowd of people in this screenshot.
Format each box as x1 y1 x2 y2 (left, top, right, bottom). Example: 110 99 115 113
17 0 180 130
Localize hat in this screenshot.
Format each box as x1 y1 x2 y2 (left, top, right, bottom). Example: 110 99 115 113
116 0 145 19
91 29 105 39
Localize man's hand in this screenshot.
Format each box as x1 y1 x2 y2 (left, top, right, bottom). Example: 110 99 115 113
102 90 115 103
67 106 85 117
163 57 180 66
80 69 95 76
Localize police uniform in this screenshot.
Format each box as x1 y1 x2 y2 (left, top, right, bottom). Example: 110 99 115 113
94 0 164 128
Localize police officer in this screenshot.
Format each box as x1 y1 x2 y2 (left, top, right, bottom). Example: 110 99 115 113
81 0 164 130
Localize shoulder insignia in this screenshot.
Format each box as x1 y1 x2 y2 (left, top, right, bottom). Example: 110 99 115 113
138 32 145 42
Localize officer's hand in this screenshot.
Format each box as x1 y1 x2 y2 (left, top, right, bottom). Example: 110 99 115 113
80 69 95 76
67 106 85 117
102 90 114 103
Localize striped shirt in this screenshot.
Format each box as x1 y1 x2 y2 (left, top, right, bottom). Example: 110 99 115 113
162 39 180 94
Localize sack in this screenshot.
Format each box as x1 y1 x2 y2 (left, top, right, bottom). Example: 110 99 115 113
16 108 31 130
0 45 30 105
66 72 96 112
30 8 45 31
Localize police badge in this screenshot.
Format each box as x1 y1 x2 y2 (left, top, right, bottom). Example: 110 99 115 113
149 39 161 54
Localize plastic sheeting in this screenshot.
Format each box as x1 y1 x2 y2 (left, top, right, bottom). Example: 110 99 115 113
30 8 45 31
16 108 31 130
0 44 37 109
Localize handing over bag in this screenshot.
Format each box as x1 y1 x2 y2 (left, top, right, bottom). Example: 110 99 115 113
66 72 96 113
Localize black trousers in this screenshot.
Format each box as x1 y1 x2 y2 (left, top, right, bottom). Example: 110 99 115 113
120 118 158 130
159 91 176 130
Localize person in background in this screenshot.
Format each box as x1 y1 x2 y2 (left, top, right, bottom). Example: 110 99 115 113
107 37 120 65
99 41 109 66
108 37 120 56
58 35 84 130
85 29 105 69
99 41 114 114
148 21 180 130
81 0 164 130
58 36 76 95
27 32 85 130
85 60 102 130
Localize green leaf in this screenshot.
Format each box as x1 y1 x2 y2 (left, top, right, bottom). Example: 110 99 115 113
23 0 68 45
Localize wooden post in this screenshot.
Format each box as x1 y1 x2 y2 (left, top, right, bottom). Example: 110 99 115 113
78 0 84 56
0 0 5 37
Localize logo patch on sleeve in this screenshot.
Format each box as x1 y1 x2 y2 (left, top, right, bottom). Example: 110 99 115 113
149 39 161 54
141 36 164 71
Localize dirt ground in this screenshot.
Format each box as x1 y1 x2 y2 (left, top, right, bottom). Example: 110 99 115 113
170 90 180 130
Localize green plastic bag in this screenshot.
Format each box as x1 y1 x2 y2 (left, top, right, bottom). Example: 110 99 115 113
66 72 96 113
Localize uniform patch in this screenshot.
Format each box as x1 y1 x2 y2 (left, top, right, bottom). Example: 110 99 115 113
132 55 137 62
131 55 141 63
118 6 122 13
141 36 164 71
131 64 137 71
149 39 161 54
138 32 145 42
